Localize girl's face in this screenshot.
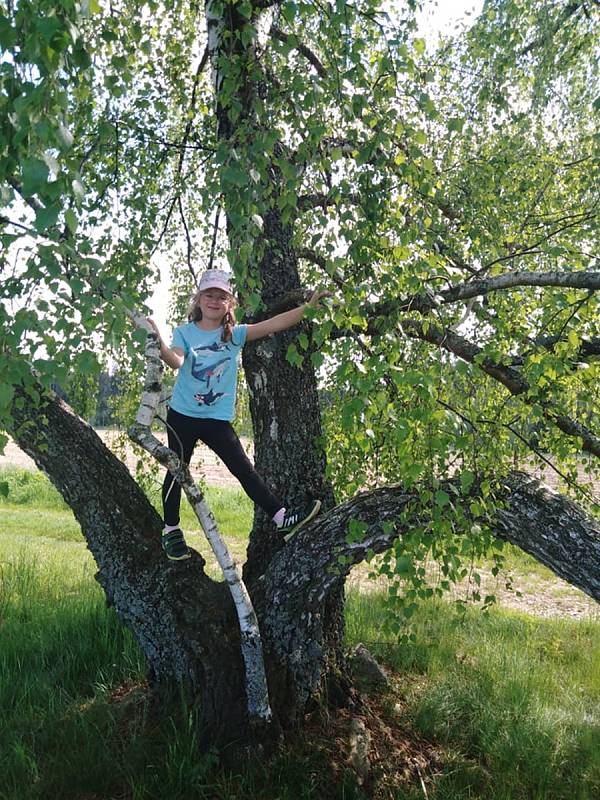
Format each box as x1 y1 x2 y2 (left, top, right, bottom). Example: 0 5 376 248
198 289 232 322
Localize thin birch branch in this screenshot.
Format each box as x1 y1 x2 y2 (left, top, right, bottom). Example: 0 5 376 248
270 26 327 78
127 313 272 723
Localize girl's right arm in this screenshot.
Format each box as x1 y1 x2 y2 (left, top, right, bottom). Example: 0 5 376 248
147 319 185 370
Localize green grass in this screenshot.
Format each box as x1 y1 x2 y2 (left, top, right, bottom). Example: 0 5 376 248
0 465 70 510
346 590 600 800
0 465 253 546
1 466 600 799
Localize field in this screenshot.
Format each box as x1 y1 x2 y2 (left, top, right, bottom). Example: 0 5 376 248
1 462 599 800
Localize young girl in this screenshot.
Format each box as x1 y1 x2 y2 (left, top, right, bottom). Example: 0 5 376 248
150 269 327 560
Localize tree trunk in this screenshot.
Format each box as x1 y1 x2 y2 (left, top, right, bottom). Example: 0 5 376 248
240 211 343 707
9 386 599 749
10 387 249 745
205 0 343 704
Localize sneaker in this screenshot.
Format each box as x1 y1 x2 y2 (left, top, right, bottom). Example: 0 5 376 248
161 529 191 561
278 500 322 542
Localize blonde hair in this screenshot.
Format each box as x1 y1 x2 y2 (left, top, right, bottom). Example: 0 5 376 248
188 289 237 343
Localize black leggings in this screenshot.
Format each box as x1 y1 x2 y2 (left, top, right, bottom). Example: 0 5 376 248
162 407 282 526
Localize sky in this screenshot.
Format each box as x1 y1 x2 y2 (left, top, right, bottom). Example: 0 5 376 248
148 0 485 335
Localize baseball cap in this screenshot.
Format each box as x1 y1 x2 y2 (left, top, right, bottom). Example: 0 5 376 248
197 269 233 294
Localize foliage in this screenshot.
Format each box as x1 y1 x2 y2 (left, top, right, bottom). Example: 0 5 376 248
1 0 599 616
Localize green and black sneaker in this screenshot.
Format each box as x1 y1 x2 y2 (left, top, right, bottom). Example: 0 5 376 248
278 500 322 543
161 529 191 561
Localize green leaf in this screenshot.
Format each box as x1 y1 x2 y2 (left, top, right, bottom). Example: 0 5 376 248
448 117 464 133
281 2 297 24
0 17 17 49
347 518 368 543
286 343 303 368
76 351 97 375
34 205 61 233
22 159 50 197
0 383 15 411
221 166 247 188
393 245 410 261
0 481 8 498
65 208 78 234
460 470 475 493
395 555 412 576
435 490 451 508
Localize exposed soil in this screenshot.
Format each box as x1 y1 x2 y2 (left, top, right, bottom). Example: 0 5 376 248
293 680 447 799
1 428 251 487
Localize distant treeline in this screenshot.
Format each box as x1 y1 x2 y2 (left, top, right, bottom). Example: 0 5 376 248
52 371 123 428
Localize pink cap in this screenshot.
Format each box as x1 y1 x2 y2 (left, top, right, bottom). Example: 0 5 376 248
198 269 233 294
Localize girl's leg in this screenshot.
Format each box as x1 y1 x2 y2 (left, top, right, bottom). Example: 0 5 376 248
162 408 198 526
197 419 283 517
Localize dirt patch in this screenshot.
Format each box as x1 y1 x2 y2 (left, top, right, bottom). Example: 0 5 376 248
292 679 451 799
0 429 253 488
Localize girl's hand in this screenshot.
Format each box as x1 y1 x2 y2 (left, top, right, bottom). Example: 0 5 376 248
146 318 162 340
306 289 332 308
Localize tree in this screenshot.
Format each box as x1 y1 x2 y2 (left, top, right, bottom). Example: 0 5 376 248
1 0 599 749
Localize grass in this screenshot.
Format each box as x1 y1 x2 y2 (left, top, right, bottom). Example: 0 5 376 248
0 464 253 546
346 591 600 799
1 466 599 799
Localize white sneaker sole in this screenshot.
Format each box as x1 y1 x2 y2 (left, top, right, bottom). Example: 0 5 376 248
283 500 322 542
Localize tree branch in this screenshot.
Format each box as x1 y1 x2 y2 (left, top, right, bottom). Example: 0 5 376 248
397 318 600 460
258 470 600 704
366 268 600 316
296 246 328 270
437 268 600 307
177 195 198 286
7 176 44 212
270 26 327 78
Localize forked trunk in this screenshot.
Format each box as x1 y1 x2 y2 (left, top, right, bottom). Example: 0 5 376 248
9 385 600 749
8 383 344 744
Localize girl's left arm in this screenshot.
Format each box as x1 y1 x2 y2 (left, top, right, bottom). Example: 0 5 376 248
245 290 330 343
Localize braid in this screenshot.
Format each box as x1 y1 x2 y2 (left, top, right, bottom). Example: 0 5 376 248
222 309 235 342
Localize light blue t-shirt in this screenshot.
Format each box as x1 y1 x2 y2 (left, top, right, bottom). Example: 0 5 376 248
169 322 248 421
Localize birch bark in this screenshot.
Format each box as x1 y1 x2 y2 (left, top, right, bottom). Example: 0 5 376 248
127 314 272 723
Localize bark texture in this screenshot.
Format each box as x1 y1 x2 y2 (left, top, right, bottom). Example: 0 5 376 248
496 472 600 601
8 387 600 747
10 386 249 744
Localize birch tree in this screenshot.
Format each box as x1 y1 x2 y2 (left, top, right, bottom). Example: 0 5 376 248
1 0 599 746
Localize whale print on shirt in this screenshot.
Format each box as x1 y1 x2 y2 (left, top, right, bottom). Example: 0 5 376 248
192 341 232 356
191 356 230 388
194 389 227 407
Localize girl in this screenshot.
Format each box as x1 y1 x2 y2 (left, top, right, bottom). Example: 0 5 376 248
150 269 327 560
